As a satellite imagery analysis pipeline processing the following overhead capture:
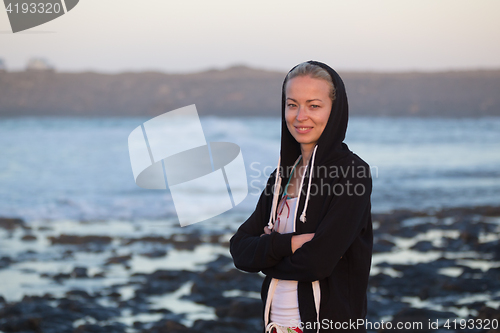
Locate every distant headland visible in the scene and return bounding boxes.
[0,64,499,117]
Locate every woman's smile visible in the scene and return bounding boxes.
[294,126,313,134]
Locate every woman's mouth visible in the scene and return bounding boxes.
[295,126,313,134]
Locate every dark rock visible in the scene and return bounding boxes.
[21,234,37,241]
[373,239,396,253]
[207,234,222,244]
[123,232,204,251]
[475,305,500,324]
[379,308,458,332]
[485,266,500,280]
[457,265,484,279]
[185,265,263,308]
[123,235,170,245]
[397,227,420,239]
[142,319,193,333]
[204,254,233,270]
[53,272,71,281]
[366,298,409,322]
[375,261,394,268]
[373,210,428,233]
[0,316,43,332]
[435,205,500,219]
[65,290,92,299]
[192,318,261,333]
[0,297,79,333]
[48,234,112,245]
[459,223,482,245]
[140,249,167,258]
[476,240,500,260]
[369,260,464,300]
[0,256,14,269]
[215,297,261,319]
[442,278,493,293]
[117,295,151,314]
[133,269,194,296]
[410,240,436,252]
[0,217,27,230]
[42,293,56,300]
[56,298,121,321]
[462,301,491,312]
[410,222,436,234]
[148,308,174,314]
[441,236,466,251]
[107,291,121,298]
[38,225,53,231]
[71,266,88,278]
[105,254,132,265]
[168,233,203,251]
[73,322,127,333]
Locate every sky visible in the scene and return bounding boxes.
[1,0,499,73]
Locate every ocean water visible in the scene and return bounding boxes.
[0,116,499,225]
[1,116,500,324]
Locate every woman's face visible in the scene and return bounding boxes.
[285,75,332,152]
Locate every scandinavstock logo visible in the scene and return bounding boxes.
[128,105,248,227]
[3,0,79,33]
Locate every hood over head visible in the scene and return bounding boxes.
[268,60,354,229]
[280,60,351,176]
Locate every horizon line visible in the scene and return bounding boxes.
[2,64,500,75]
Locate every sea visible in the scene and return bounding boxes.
[0,116,499,224]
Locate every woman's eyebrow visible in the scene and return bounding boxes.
[286,98,323,103]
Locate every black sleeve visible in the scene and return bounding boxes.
[261,175,372,282]
[230,169,294,273]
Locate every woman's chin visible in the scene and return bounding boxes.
[293,137,317,146]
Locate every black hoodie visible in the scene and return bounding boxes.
[230,61,373,333]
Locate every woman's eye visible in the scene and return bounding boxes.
[287,104,297,108]
[311,105,320,109]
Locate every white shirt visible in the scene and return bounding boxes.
[270,196,301,327]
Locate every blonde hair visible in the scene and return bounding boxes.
[284,62,336,102]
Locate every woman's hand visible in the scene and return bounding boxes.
[260,227,314,253]
[291,233,314,253]
[260,226,272,237]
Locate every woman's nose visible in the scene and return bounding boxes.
[296,106,308,121]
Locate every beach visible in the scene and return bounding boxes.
[1,204,500,332]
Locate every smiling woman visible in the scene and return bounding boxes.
[283,69,334,199]
[230,61,374,333]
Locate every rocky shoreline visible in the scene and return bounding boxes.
[1,205,500,332]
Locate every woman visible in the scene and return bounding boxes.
[230,61,373,333]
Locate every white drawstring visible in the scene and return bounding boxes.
[299,145,318,223]
[312,280,321,333]
[264,278,279,328]
[268,156,282,230]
